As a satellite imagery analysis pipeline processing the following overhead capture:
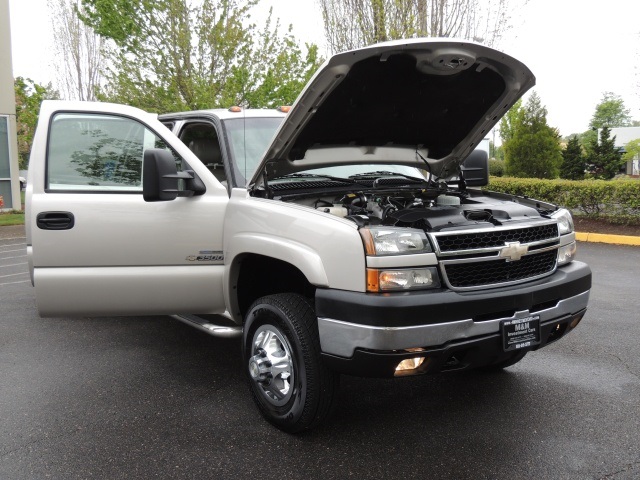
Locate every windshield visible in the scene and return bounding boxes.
[222,117,429,187]
[223,117,283,186]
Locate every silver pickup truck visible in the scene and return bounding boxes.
[26,39,591,433]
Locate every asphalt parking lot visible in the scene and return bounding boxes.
[1,231,639,480]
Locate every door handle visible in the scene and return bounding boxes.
[36,212,75,230]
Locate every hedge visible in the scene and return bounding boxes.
[486,177,640,224]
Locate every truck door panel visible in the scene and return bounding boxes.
[29,106,228,317]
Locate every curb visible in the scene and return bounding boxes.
[575,232,640,246]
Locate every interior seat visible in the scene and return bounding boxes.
[187,138,226,183]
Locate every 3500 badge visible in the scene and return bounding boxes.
[186,251,224,262]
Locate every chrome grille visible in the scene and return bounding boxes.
[444,250,558,288]
[433,223,559,253]
[431,222,561,290]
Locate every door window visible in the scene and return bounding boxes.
[47,113,180,192]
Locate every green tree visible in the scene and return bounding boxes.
[622,138,640,163]
[501,92,562,179]
[578,129,597,154]
[578,93,633,155]
[488,158,505,176]
[489,140,504,161]
[14,77,60,169]
[585,127,623,179]
[559,136,585,180]
[79,0,321,112]
[589,92,632,129]
[498,98,523,144]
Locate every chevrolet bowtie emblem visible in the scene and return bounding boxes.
[499,241,528,262]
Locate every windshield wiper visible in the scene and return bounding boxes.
[349,171,426,183]
[271,173,364,185]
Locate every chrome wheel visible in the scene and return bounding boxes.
[243,294,339,432]
[248,325,295,406]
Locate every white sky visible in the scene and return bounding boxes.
[7,0,640,137]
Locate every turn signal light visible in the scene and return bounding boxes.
[366,267,440,292]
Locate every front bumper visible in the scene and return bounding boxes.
[316,261,591,377]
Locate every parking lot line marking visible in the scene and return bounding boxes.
[0,263,28,268]
[0,248,27,254]
[0,255,27,260]
[0,280,30,286]
[0,272,30,279]
[0,243,27,247]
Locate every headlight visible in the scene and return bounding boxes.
[360,227,432,256]
[367,267,441,292]
[551,208,574,235]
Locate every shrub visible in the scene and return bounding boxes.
[486,177,640,221]
[489,159,505,177]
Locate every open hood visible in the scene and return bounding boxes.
[250,38,535,186]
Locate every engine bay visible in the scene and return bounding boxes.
[279,186,555,233]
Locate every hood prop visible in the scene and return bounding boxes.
[458,166,467,192]
[263,166,273,199]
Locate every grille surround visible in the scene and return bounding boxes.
[430,221,561,291]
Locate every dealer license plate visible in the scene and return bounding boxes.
[501,315,541,352]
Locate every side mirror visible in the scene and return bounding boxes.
[461,149,489,187]
[143,149,206,202]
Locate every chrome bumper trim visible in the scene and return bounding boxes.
[317,290,590,358]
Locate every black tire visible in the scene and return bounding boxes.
[480,351,528,372]
[242,293,339,433]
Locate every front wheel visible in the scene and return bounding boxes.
[242,293,339,433]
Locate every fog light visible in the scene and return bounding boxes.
[557,242,577,265]
[395,357,425,372]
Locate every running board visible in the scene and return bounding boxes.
[171,314,242,338]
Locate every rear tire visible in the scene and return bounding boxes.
[242,293,339,433]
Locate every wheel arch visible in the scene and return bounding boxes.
[227,252,318,322]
